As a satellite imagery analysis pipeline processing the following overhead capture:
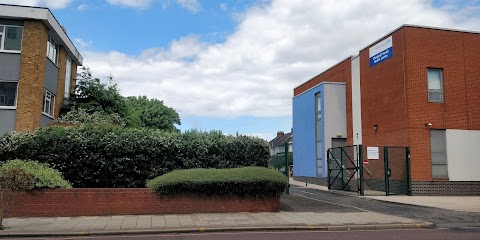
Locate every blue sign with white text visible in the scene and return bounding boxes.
[369,36,393,67]
[369,47,392,67]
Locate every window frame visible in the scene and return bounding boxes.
[47,35,59,65]
[64,56,72,98]
[0,81,19,109]
[42,89,55,118]
[427,68,444,103]
[430,129,448,179]
[0,25,23,53]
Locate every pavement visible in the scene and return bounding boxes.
[289,178,480,213]
[4,178,479,238]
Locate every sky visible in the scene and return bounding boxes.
[1,0,479,140]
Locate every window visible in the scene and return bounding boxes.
[42,89,55,118]
[64,56,72,98]
[0,82,18,107]
[47,35,59,64]
[430,129,448,178]
[427,68,444,102]
[0,25,23,52]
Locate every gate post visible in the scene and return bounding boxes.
[359,145,364,196]
[384,146,390,196]
[340,147,345,189]
[285,142,289,194]
[327,149,331,191]
[406,147,412,196]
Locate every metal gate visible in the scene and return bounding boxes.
[327,145,411,196]
[327,145,361,193]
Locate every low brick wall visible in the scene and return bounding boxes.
[0,188,280,217]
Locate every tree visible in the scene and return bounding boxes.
[125,96,181,131]
[62,67,127,118]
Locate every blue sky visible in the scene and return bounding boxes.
[1,0,479,140]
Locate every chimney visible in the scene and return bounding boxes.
[277,131,284,138]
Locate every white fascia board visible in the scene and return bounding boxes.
[46,11,83,65]
[0,4,83,65]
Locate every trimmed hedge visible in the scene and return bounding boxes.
[146,167,288,197]
[0,160,71,190]
[0,126,270,188]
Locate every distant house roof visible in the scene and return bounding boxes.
[269,131,292,148]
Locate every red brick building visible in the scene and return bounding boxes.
[293,25,480,195]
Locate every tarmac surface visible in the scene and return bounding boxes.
[2,178,479,238]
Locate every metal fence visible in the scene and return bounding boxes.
[327,145,411,196]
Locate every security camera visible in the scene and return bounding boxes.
[426,123,432,127]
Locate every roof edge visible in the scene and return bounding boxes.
[359,24,480,52]
[293,56,352,91]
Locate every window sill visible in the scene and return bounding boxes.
[0,50,21,54]
[0,106,16,110]
[42,112,55,120]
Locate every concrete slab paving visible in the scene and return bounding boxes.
[1,211,432,237]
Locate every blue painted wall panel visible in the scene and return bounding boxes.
[293,85,323,177]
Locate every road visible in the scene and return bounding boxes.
[285,185,480,228]
[13,228,480,240]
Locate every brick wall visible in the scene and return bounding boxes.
[359,26,480,182]
[1,189,280,217]
[54,47,67,118]
[403,27,480,181]
[15,20,48,131]
[359,28,409,149]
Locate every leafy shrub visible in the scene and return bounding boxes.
[0,160,71,190]
[0,127,270,188]
[146,167,288,197]
[55,108,126,126]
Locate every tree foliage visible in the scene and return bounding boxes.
[62,67,127,118]
[61,67,181,131]
[125,96,181,130]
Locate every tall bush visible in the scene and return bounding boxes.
[0,126,270,188]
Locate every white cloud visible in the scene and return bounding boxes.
[0,0,71,9]
[83,0,480,119]
[77,3,87,11]
[74,38,93,49]
[106,0,151,8]
[176,0,200,13]
[219,3,227,11]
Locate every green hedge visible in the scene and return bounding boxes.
[0,160,71,190]
[0,126,270,188]
[146,167,288,197]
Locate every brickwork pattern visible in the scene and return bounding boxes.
[15,20,48,131]
[359,29,409,150]
[403,28,480,181]
[1,188,280,217]
[54,47,67,118]
[412,181,480,196]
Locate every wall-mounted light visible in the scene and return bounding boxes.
[373,124,378,131]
